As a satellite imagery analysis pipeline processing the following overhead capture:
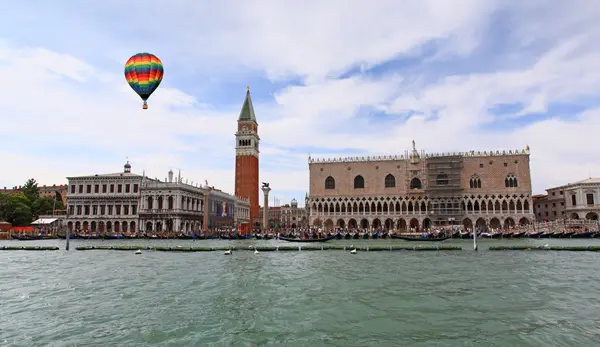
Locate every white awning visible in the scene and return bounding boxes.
[31,218,58,225]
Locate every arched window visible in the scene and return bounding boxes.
[384,174,396,188]
[436,173,448,185]
[354,175,364,189]
[410,177,422,189]
[470,175,482,189]
[505,174,518,188]
[324,176,335,190]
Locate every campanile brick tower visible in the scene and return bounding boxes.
[234,87,260,234]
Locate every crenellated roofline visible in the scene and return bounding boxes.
[309,147,531,164]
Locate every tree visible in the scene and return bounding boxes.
[32,196,64,216]
[0,193,33,226]
[21,178,39,203]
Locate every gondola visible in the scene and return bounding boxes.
[390,234,451,242]
[278,235,337,243]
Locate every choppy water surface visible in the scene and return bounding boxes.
[2,238,600,346]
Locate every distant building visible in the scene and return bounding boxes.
[532,190,566,222]
[280,199,308,229]
[65,162,250,233]
[0,184,67,204]
[257,199,308,229]
[534,178,600,221]
[258,206,281,229]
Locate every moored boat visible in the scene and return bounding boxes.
[390,234,451,242]
[278,235,337,243]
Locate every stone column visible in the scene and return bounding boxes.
[203,191,210,234]
[262,185,272,233]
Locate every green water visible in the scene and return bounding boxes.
[1,238,600,346]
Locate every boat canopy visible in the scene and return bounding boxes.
[31,218,58,225]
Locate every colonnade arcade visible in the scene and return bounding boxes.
[143,219,202,233]
[309,194,533,231]
[144,195,203,211]
[68,220,136,233]
[313,216,531,231]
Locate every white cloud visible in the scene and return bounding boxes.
[2,0,600,205]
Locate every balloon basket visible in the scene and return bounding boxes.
[142,104,148,110]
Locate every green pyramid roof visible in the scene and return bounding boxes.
[238,87,256,122]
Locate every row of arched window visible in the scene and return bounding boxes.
[238,139,252,147]
[326,175,420,190]
[325,174,519,190]
[505,174,518,188]
[326,175,397,190]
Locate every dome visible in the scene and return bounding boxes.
[124,161,131,173]
[291,198,298,207]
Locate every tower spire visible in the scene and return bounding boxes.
[238,86,256,122]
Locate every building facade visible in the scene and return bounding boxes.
[138,170,205,233]
[258,206,281,229]
[534,178,600,221]
[66,162,141,233]
[532,188,566,222]
[207,188,250,230]
[280,199,308,229]
[234,87,260,233]
[66,162,250,233]
[307,142,535,231]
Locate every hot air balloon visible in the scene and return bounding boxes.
[124,53,164,109]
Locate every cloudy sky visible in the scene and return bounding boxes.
[1,0,599,205]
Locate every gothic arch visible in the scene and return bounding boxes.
[354,175,365,189]
[360,219,369,229]
[470,175,482,189]
[348,219,358,229]
[489,218,500,229]
[475,218,486,229]
[409,218,419,229]
[463,218,473,230]
[385,174,396,188]
[325,176,335,190]
[505,174,518,188]
[372,218,382,229]
[410,177,422,189]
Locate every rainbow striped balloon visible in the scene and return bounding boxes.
[124,53,164,109]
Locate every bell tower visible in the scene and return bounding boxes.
[235,86,260,234]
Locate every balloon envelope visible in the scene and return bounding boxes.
[124,53,164,109]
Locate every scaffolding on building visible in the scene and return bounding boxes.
[426,155,465,222]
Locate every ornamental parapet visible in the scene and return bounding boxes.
[308,147,531,164]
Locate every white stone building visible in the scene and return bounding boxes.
[561,178,600,220]
[534,178,600,221]
[66,162,141,233]
[138,170,205,233]
[66,162,251,233]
